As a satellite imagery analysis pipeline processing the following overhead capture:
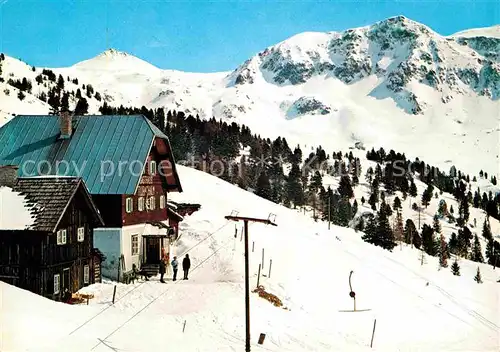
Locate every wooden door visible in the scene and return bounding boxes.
[145,237,160,264]
[62,268,71,293]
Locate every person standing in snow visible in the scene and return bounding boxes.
[159,257,166,283]
[171,256,178,281]
[182,254,191,280]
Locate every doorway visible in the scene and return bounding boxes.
[62,268,70,293]
[142,235,168,265]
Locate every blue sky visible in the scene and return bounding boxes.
[0,0,497,72]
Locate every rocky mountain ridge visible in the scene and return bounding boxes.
[229,16,500,114]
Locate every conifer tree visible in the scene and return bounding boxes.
[255,171,272,201]
[394,210,404,245]
[448,233,459,255]
[60,92,69,111]
[474,267,482,283]
[57,74,65,90]
[481,218,493,241]
[404,219,419,247]
[352,199,358,217]
[471,234,484,263]
[437,199,448,218]
[451,259,460,276]
[409,180,418,198]
[457,226,472,257]
[393,196,402,212]
[74,97,89,115]
[368,178,379,210]
[361,214,378,245]
[337,198,352,227]
[439,234,448,268]
[422,224,438,256]
[361,196,365,205]
[337,175,354,199]
[365,167,374,184]
[485,239,500,267]
[433,215,441,234]
[458,196,470,227]
[421,184,433,208]
[286,162,304,208]
[377,202,397,251]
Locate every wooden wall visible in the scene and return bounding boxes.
[122,148,169,226]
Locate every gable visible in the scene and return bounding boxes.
[0,115,182,195]
[9,177,103,232]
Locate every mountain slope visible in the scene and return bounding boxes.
[0,16,498,176]
[1,165,499,352]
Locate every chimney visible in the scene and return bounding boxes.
[59,109,73,139]
[0,165,19,188]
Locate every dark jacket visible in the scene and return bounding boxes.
[182,256,191,270]
[159,260,166,274]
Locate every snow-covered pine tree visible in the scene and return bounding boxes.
[474,267,482,283]
[451,259,460,276]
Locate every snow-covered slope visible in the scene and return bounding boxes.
[451,25,500,39]
[1,165,499,352]
[0,16,499,176]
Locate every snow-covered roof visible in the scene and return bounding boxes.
[0,186,36,230]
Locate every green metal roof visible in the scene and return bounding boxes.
[0,115,181,195]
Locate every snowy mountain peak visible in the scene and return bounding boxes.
[96,48,132,58]
[73,48,160,73]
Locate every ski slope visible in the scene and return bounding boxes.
[1,165,499,352]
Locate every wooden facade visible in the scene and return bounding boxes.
[0,178,104,301]
[122,141,174,227]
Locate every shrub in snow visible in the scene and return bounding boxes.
[451,259,460,276]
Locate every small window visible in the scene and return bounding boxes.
[83,265,89,284]
[131,234,139,256]
[77,227,84,242]
[54,274,60,294]
[138,197,144,212]
[159,195,165,209]
[150,160,157,175]
[126,197,133,213]
[57,229,67,245]
[147,196,155,210]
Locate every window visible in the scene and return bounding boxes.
[159,195,165,209]
[146,196,155,210]
[138,197,144,212]
[77,227,84,242]
[56,229,67,245]
[83,265,90,284]
[131,234,139,256]
[126,197,133,213]
[150,160,157,175]
[54,274,60,294]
